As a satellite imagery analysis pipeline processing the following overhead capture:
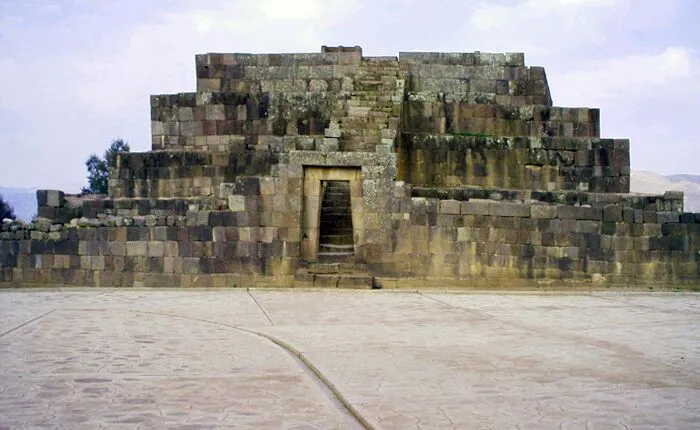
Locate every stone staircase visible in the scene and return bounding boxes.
[294,180,377,288]
[318,180,354,263]
[294,261,376,289]
[336,58,403,151]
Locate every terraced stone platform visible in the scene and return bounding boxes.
[1,289,698,429]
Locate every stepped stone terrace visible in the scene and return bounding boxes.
[1,45,699,289]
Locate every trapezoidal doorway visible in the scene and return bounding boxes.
[319,180,353,262]
[301,167,363,263]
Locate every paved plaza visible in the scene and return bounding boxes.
[0,288,698,429]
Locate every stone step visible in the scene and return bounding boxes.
[318,251,356,264]
[320,211,351,219]
[339,126,387,133]
[321,199,350,207]
[340,137,383,148]
[319,227,353,234]
[338,117,370,125]
[339,129,388,137]
[305,263,341,274]
[302,262,370,275]
[320,219,353,228]
[321,206,351,214]
[347,106,373,117]
[340,130,383,139]
[319,228,354,236]
[322,190,351,198]
[298,261,370,274]
[319,232,353,238]
[320,195,350,202]
[319,211,352,218]
[319,233,354,244]
[294,271,375,289]
[319,243,354,252]
[320,199,350,208]
[320,179,353,253]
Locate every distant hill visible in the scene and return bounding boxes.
[666,174,700,184]
[630,171,700,212]
[0,187,37,222]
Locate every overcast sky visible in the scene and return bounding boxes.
[1,0,698,192]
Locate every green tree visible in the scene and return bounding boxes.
[0,195,16,220]
[82,138,130,194]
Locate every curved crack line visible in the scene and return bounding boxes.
[129,310,373,430]
[0,309,56,338]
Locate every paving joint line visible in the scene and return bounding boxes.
[129,309,372,430]
[246,288,275,326]
[0,309,56,338]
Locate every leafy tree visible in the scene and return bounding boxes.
[0,195,16,220]
[82,138,130,194]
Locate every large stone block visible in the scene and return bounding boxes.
[182,257,201,274]
[603,205,623,222]
[558,206,602,220]
[439,200,461,215]
[228,195,246,212]
[531,205,557,219]
[489,202,530,218]
[461,200,490,216]
[126,241,148,257]
[148,241,165,257]
[44,190,65,208]
[657,212,680,224]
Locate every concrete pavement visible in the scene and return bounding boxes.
[1,289,698,429]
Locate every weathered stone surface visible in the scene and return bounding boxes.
[461,200,490,216]
[489,202,531,218]
[1,45,697,287]
[439,200,461,215]
[531,204,558,219]
[558,206,602,221]
[603,204,623,222]
[228,195,246,212]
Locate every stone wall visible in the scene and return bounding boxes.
[2,187,697,288]
[397,136,629,193]
[108,150,278,198]
[375,190,699,286]
[0,46,696,289]
[401,103,599,137]
[399,51,552,106]
[1,178,288,288]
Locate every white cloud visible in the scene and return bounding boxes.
[0,0,698,190]
[259,0,360,21]
[551,47,697,105]
[470,0,617,32]
[260,0,321,20]
[545,47,699,174]
[0,0,366,189]
[69,0,363,116]
[0,15,23,37]
[467,0,681,58]
[37,4,61,14]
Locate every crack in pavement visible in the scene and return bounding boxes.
[129,310,372,430]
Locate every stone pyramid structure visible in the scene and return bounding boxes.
[1,46,698,288]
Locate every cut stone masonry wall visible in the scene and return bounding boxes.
[0,46,696,289]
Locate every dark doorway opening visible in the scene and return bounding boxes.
[318,180,354,262]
